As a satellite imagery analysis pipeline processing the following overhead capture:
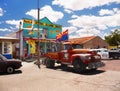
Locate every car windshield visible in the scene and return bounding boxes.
[94,49,108,52]
[72,44,82,49]
[103,49,108,52]
[64,44,71,50]
[0,54,7,60]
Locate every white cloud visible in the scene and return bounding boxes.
[71,15,79,18]
[99,9,114,16]
[64,9,73,14]
[25,9,37,19]
[63,26,77,34]
[0,8,3,16]
[99,8,120,16]
[52,0,120,11]
[0,28,12,32]
[26,5,64,22]
[68,12,120,29]
[113,8,120,14]
[62,26,101,38]
[6,20,19,25]
[5,20,21,29]
[68,27,101,38]
[67,8,120,38]
[111,28,120,32]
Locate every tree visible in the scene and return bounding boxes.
[105,29,120,47]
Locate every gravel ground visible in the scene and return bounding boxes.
[100,60,120,71]
[0,60,120,91]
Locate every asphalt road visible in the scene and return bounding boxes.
[0,60,120,91]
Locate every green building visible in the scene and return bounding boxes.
[16,17,62,59]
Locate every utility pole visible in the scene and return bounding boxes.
[19,21,22,60]
[37,0,40,68]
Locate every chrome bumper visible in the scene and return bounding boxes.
[88,62,105,69]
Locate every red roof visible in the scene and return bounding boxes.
[69,36,96,44]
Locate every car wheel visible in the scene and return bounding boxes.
[6,66,15,74]
[73,59,86,73]
[46,58,55,68]
[61,64,67,67]
[91,68,97,71]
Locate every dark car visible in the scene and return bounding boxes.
[109,48,120,59]
[0,54,22,74]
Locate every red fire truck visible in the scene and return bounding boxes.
[44,41,105,73]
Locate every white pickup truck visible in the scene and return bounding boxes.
[92,48,109,59]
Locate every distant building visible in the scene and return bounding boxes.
[0,36,19,59]
[69,36,109,49]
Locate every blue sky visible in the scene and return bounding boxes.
[0,0,120,39]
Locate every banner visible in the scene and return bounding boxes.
[22,17,62,39]
[23,18,62,28]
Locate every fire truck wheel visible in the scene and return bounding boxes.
[73,59,86,73]
[61,64,67,67]
[46,58,55,68]
[91,68,97,71]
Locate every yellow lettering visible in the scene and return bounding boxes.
[56,30,60,34]
[50,30,54,34]
[23,19,32,24]
[34,21,37,24]
[23,19,61,28]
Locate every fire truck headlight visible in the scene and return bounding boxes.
[94,55,101,59]
[88,56,91,60]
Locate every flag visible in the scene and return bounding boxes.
[56,29,68,42]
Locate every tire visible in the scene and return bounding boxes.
[115,56,119,59]
[6,66,15,74]
[73,59,86,73]
[46,58,55,68]
[113,56,118,59]
[61,64,67,67]
[91,68,97,71]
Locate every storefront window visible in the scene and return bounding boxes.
[4,42,11,54]
[43,28,48,38]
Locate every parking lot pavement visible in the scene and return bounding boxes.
[0,60,120,91]
[100,59,120,71]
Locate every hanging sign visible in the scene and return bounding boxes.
[23,18,62,28]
